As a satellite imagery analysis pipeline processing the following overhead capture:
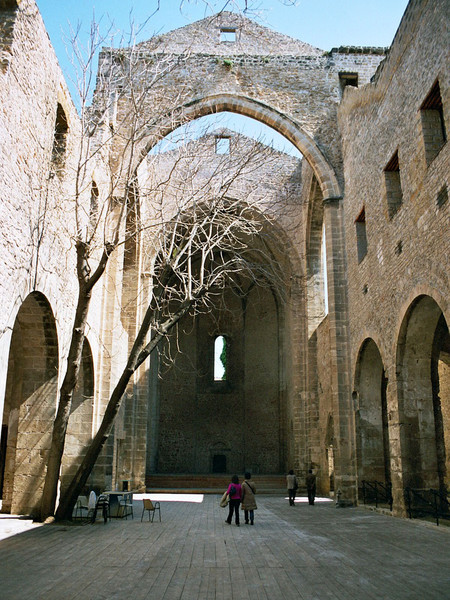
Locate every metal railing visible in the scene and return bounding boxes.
[361,480,393,511]
[405,487,450,526]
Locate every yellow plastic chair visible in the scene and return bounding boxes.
[141,498,161,522]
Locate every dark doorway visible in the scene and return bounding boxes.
[212,454,226,473]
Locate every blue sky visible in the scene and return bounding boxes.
[35,0,409,153]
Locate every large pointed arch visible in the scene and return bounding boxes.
[136,93,341,200]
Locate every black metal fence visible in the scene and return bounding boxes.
[405,487,450,526]
[361,480,393,511]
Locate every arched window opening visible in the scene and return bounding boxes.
[322,225,328,316]
[52,103,68,165]
[214,335,227,381]
[89,180,99,226]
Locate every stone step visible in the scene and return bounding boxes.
[145,473,303,494]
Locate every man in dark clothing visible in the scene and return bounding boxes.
[305,469,316,505]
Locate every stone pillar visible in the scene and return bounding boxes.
[323,196,356,506]
[385,376,408,517]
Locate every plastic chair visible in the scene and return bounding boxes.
[74,495,89,520]
[92,493,110,524]
[118,493,134,519]
[141,498,161,522]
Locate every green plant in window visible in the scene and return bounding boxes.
[219,337,227,380]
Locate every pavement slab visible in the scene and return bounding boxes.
[0,494,449,600]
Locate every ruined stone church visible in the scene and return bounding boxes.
[0,0,448,519]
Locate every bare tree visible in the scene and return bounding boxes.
[40,0,302,519]
[40,17,197,520]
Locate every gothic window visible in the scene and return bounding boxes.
[322,225,328,315]
[420,79,447,165]
[355,207,367,263]
[384,150,402,219]
[89,180,99,227]
[214,335,227,381]
[51,103,69,166]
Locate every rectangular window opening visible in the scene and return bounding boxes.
[355,207,367,263]
[220,27,236,43]
[384,150,403,219]
[420,79,447,165]
[339,72,358,93]
[215,135,230,155]
[437,185,448,208]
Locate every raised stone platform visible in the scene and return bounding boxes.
[146,473,292,494]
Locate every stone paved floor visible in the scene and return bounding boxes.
[0,494,449,600]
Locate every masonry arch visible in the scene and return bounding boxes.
[396,295,449,491]
[354,338,390,499]
[137,93,341,200]
[0,292,58,517]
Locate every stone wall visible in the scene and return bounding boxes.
[339,0,449,511]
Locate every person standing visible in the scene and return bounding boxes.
[225,474,242,526]
[286,469,298,506]
[306,469,317,505]
[241,472,257,525]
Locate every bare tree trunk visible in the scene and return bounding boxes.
[55,297,192,520]
[41,243,112,521]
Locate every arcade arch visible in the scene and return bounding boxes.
[396,295,449,491]
[354,338,390,498]
[136,93,341,201]
[121,91,351,496]
[0,292,58,517]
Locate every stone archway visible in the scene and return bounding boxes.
[0,292,58,517]
[396,295,449,491]
[138,93,341,201]
[354,339,390,499]
[128,92,353,499]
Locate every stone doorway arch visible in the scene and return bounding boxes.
[0,292,58,517]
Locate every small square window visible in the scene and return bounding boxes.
[339,72,358,93]
[215,136,230,155]
[220,27,236,43]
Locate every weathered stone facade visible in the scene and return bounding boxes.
[0,0,447,519]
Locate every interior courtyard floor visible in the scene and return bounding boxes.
[0,493,449,599]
